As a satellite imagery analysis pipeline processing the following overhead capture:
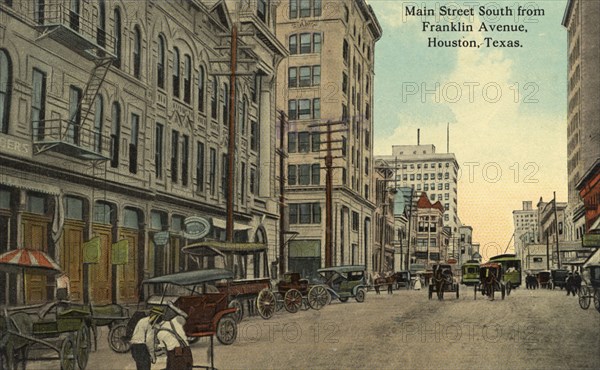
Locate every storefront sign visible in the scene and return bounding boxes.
[83,237,101,264]
[184,216,211,240]
[583,234,600,248]
[0,134,31,158]
[153,231,170,246]
[111,239,129,265]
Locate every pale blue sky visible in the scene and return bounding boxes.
[369,0,569,257]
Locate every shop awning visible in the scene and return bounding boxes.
[0,173,61,195]
[211,218,252,231]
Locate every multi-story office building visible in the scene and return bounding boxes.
[0,0,285,305]
[376,144,460,234]
[513,201,539,259]
[275,0,382,277]
[412,193,448,266]
[562,0,600,240]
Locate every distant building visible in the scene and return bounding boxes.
[375,144,460,234]
[562,0,600,240]
[412,193,448,267]
[513,201,539,259]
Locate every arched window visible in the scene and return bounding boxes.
[97,0,106,46]
[110,102,120,168]
[211,78,218,119]
[0,50,11,134]
[133,26,141,79]
[183,55,191,104]
[172,47,180,98]
[113,8,121,68]
[94,95,103,153]
[157,34,166,89]
[222,83,228,126]
[198,66,205,112]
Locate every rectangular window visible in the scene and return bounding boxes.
[311,132,320,152]
[288,132,297,153]
[208,148,217,195]
[313,98,320,119]
[221,153,228,196]
[288,165,297,185]
[68,86,82,144]
[313,33,322,53]
[288,67,297,87]
[250,121,258,151]
[352,211,359,231]
[196,141,204,192]
[257,0,267,22]
[129,113,139,174]
[299,203,311,224]
[27,194,46,214]
[312,65,320,85]
[300,33,311,54]
[342,73,348,95]
[314,0,322,16]
[299,66,311,87]
[290,0,298,18]
[240,162,246,201]
[155,123,163,178]
[32,69,47,140]
[65,196,83,220]
[298,132,310,152]
[298,164,310,185]
[171,130,179,183]
[288,100,297,120]
[311,163,320,184]
[250,167,257,195]
[289,35,297,55]
[289,204,298,224]
[298,99,311,119]
[182,135,189,186]
[300,0,310,17]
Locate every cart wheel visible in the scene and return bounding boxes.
[579,286,591,310]
[307,285,329,310]
[274,292,284,312]
[456,284,460,299]
[60,335,77,370]
[108,323,131,353]
[300,297,310,311]
[228,299,244,323]
[338,297,349,303]
[256,289,276,319]
[355,288,366,303]
[76,324,91,370]
[594,290,600,313]
[506,282,512,296]
[284,289,303,313]
[216,315,237,345]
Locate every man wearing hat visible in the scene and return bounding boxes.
[130,306,163,370]
[156,301,193,369]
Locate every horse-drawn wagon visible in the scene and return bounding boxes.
[428,264,459,300]
[474,263,510,300]
[578,264,600,313]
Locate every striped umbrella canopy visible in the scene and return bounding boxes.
[0,248,62,275]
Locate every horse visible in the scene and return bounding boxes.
[433,267,452,300]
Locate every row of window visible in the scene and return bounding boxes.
[155,126,259,197]
[288,164,320,186]
[288,99,320,121]
[288,66,320,88]
[289,0,321,19]
[289,203,321,224]
[289,33,322,55]
[288,131,320,153]
[400,172,452,181]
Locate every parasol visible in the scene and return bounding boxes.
[0,248,62,304]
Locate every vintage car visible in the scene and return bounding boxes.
[276,272,310,313]
[536,271,552,289]
[393,270,412,290]
[428,264,459,300]
[307,265,367,309]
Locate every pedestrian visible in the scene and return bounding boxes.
[386,272,394,295]
[55,271,71,301]
[156,301,193,370]
[373,272,381,295]
[565,272,573,296]
[413,274,422,291]
[130,306,163,370]
[572,271,582,295]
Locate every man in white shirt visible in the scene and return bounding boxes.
[130,306,162,370]
[156,301,192,370]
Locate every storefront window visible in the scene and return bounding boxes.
[123,208,140,229]
[0,189,10,209]
[151,210,166,230]
[93,202,112,224]
[172,215,184,233]
[26,194,46,214]
[65,196,83,220]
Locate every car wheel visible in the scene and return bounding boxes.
[355,289,366,303]
[216,316,237,345]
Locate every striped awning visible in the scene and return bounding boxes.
[0,249,62,274]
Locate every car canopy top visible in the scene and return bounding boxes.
[143,268,234,286]
[182,241,268,256]
[317,265,366,274]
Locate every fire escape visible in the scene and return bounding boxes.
[31,2,115,161]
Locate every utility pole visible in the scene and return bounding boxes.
[278,111,287,276]
[309,120,347,268]
[546,231,550,270]
[406,185,414,271]
[225,25,238,243]
[553,191,561,268]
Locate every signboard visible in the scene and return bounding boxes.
[153,231,170,246]
[111,239,129,265]
[582,234,600,248]
[184,216,211,240]
[83,237,100,264]
[447,258,458,264]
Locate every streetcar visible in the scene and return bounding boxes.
[461,260,480,286]
[488,254,522,290]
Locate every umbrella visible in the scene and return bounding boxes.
[0,248,62,304]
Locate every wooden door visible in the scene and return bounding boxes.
[90,224,112,304]
[21,215,49,304]
[117,228,138,303]
[60,220,84,302]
